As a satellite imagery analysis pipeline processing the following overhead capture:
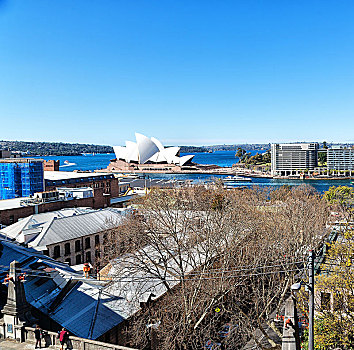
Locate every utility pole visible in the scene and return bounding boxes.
[308,250,315,350]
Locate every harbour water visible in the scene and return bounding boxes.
[34,151,353,193]
[35,150,253,171]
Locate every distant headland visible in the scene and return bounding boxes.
[0,139,273,157]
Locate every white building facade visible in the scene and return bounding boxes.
[327,147,354,171]
[271,143,319,176]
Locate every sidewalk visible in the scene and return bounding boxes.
[0,340,50,350]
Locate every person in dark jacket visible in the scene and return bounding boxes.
[34,325,42,349]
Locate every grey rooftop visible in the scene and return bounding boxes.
[1,208,126,248]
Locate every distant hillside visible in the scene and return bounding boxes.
[6,140,346,157]
[180,144,272,153]
[207,144,271,151]
[179,146,207,153]
[0,140,268,157]
[0,140,114,156]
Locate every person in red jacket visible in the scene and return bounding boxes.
[59,328,69,350]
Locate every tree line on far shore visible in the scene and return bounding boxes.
[0,140,114,156]
[0,140,272,157]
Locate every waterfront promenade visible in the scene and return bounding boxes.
[100,165,354,181]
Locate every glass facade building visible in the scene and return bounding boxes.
[0,159,44,200]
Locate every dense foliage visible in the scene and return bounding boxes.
[209,143,271,151]
[179,146,208,153]
[313,227,354,349]
[236,147,271,165]
[0,140,114,156]
[0,140,266,156]
[318,151,327,165]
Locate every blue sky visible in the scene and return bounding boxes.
[0,0,353,146]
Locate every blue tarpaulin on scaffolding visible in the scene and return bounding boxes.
[0,161,44,200]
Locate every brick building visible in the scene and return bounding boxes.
[0,171,131,227]
[0,186,114,227]
[44,171,122,198]
[44,159,60,171]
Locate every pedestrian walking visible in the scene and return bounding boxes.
[59,328,69,350]
[34,325,42,349]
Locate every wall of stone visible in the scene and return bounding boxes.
[47,232,103,268]
[0,325,137,350]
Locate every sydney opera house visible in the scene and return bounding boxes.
[108,133,195,172]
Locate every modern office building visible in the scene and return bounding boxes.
[327,146,354,171]
[271,143,319,176]
[0,158,44,200]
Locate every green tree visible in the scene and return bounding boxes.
[324,186,354,207]
[314,227,354,349]
[324,186,354,221]
[235,147,246,159]
[262,150,271,164]
[318,151,327,165]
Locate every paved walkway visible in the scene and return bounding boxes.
[0,340,51,350]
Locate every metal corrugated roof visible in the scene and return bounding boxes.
[0,208,125,248]
[0,208,95,243]
[33,209,124,246]
[0,232,208,341]
[52,283,125,339]
[0,239,129,340]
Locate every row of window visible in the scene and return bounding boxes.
[52,235,100,258]
[65,251,92,265]
[93,182,111,189]
[46,175,114,186]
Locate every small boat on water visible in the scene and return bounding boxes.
[64,160,70,165]
[223,175,252,182]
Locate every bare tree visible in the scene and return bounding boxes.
[101,185,330,349]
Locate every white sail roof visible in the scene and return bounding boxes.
[113,133,194,166]
[135,133,159,164]
[125,141,139,162]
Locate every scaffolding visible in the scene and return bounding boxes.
[0,159,44,200]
